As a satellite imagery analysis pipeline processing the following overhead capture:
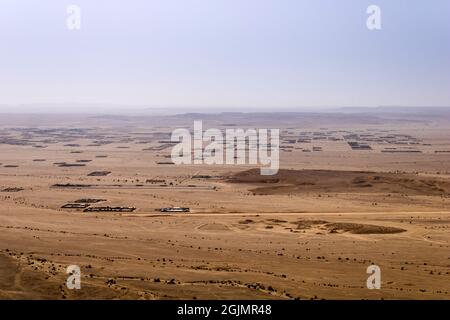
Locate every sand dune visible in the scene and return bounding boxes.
[227,169,450,196]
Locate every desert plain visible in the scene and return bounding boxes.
[0,109,449,299]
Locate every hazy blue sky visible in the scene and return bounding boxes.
[0,0,449,110]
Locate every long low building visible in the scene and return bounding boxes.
[159,207,190,213]
[84,206,136,212]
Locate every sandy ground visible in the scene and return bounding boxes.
[0,112,449,299]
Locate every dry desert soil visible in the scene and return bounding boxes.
[0,111,449,300]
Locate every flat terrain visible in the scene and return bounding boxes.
[0,111,449,299]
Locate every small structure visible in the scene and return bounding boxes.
[348,142,372,150]
[2,187,24,192]
[84,206,136,213]
[58,163,86,167]
[156,161,175,165]
[146,179,166,183]
[52,183,92,188]
[74,198,106,203]
[61,203,90,209]
[159,207,190,213]
[87,171,111,176]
